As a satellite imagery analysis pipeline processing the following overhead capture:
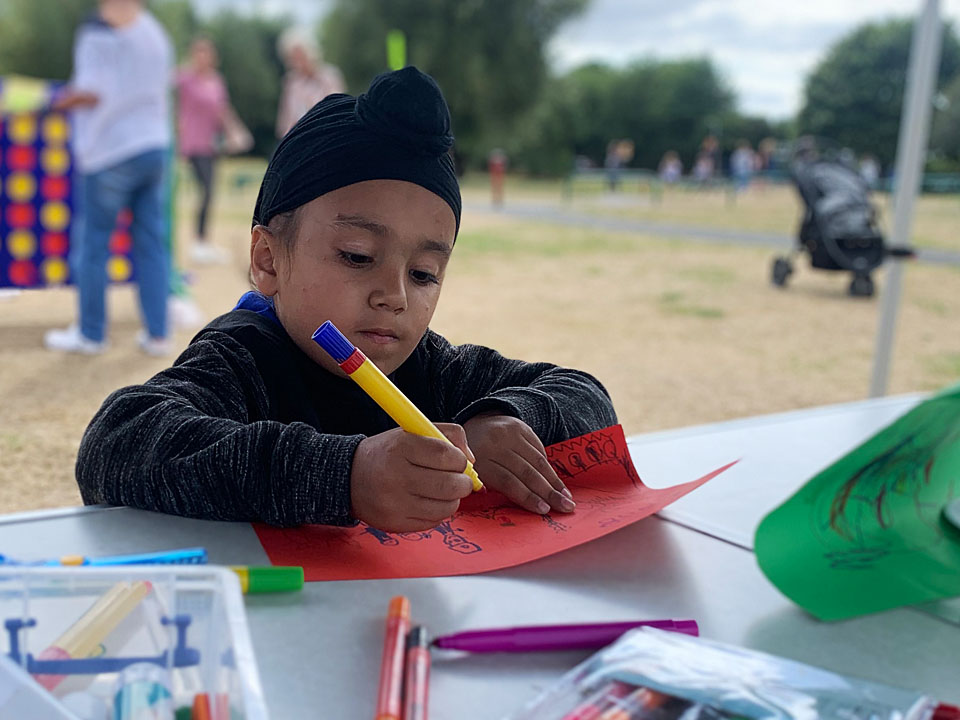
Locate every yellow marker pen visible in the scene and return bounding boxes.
[312,321,483,492]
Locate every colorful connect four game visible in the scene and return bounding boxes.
[0,79,136,289]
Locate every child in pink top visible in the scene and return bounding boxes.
[176,37,230,264]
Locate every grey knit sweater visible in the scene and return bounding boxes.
[76,295,617,527]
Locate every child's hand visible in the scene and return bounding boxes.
[350,425,475,532]
[462,414,576,515]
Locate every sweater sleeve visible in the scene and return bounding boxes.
[75,332,361,527]
[427,335,618,446]
[72,24,111,95]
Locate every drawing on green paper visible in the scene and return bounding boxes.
[816,418,960,571]
[756,383,960,621]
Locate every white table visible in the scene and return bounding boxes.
[2,395,957,717]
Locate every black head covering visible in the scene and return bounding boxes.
[253,66,461,235]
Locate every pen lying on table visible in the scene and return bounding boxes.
[432,619,699,653]
[1,548,303,593]
[0,547,210,566]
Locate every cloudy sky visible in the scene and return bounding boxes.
[194,0,960,119]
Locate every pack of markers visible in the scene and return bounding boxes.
[0,566,268,720]
[506,627,958,720]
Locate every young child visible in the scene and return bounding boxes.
[76,67,617,532]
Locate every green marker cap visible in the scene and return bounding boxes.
[248,566,304,593]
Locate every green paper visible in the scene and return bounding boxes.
[756,383,960,620]
[386,29,407,71]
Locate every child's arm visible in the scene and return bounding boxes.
[431,337,618,445]
[427,335,618,515]
[75,332,360,527]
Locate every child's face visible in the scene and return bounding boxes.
[252,180,456,377]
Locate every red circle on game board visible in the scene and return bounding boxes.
[8,260,37,287]
[41,232,69,256]
[6,146,36,171]
[41,175,70,201]
[109,230,132,254]
[5,203,36,228]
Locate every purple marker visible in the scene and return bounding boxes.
[431,619,698,653]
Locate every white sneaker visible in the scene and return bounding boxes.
[190,243,229,265]
[168,295,205,330]
[44,325,107,355]
[136,330,172,357]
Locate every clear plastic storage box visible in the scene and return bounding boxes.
[0,565,268,719]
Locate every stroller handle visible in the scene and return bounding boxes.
[886,246,915,259]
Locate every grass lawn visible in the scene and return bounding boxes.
[1,160,957,513]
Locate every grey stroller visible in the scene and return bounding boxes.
[771,156,913,297]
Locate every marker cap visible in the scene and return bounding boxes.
[934,703,960,720]
[230,566,304,593]
[406,626,429,649]
[388,596,410,621]
[312,321,355,363]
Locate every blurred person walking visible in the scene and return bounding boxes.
[658,150,683,184]
[859,154,880,189]
[45,0,174,356]
[604,139,634,192]
[693,135,719,187]
[730,140,755,192]
[176,36,243,265]
[275,28,345,139]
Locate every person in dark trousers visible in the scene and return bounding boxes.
[176,36,234,265]
[76,68,617,531]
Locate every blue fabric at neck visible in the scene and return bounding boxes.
[234,291,281,327]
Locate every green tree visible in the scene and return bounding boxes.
[0,0,96,79]
[203,11,288,157]
[797,18,960,167]
[930,76,960,169]
[151,0,201,60]
[321,0,589,169]
[509,58,738,175]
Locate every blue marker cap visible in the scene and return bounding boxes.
[312,321,355,363]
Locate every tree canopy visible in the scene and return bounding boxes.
[15,3,960,175]
[931,75,960,169]
[508,58,744,175]
[0,0,96,81]
[321,0,589,168]
[797,18,960,168]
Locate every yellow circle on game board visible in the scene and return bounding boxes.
[6,229,37,260]
[40,146,70,176]
[41,256,70,285]
[5,172,37,203]
[42,115,69,145]
[7,115,37,145]
[107,255,132,282]
[40,201,70,232]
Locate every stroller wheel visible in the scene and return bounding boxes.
[771,257,793,287]
[849,273,875,297]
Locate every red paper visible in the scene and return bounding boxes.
[254,425,734,581]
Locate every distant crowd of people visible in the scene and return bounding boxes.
[651,135,882,191]
[43,0,344,356]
